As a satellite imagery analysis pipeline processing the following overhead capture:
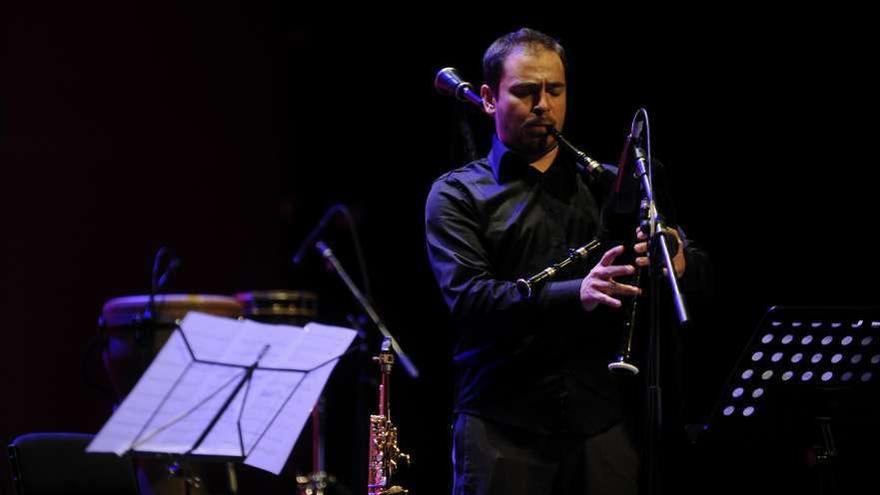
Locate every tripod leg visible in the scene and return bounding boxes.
[226,462,239,495]
[811,417,838,495]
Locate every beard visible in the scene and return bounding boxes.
[510,130,556,160]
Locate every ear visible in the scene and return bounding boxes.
[480,84,496,115]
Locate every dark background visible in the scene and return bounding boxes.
[2,4,878,494]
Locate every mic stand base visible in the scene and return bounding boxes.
[607,360,639,376]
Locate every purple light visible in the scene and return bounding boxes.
[821,372,833,382]
[821,336,833,346]
[782,334,794,345]
[723,406,736,416]
[761,334,774,344]
[791,353,803,364]
[801,335,814,345]
[842,336,853,346]
[801,371,814,382]
[743,406,755,417]
[771,352,784,363]
[842,371,854,382]
[811,353,823,364]
[831,353,844,364]
[741,369,754,380]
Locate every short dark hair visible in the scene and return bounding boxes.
[482,28,567,94]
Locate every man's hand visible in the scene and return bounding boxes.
[634,227,686,278]
[580,245,641,311]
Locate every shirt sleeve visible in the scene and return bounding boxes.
[677,226,714,298]
[425,177,582,322]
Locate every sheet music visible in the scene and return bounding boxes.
[87,329,194,456]
[88,312,356,475]
[243,322,355,473]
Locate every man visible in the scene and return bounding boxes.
[425,28,704,494]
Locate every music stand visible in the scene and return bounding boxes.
[703,306,880,493]
[87,312,357,492]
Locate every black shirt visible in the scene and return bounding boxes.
[425,136,631,435]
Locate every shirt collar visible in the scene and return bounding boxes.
[488,135,536,183]
[489,134,576,183]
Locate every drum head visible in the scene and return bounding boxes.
[102,294,243,327]
[235,290,318,323]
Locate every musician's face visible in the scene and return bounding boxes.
[481,46,566,158]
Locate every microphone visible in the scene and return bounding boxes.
[146,246,180,323]
[611,118,643,197]
[630,119,645,143]
[150,247,180,292]
[434,67,483,107]
[292,205,346,266]
[157,257,181,289]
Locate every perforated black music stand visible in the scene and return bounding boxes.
[704,306,880,494]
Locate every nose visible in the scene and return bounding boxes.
[533,89,551,116]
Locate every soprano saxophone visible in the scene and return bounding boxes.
[367,338,410,495]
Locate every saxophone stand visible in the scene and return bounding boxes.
[628,110,690,495]
[308,240,418,494]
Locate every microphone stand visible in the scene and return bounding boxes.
[629,109,688,495]
[139,247,180,394]
[312,241,419,379]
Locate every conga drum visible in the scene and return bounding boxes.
[101,294,244,401]
[234,290,318,326]
[100,294,244,495]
